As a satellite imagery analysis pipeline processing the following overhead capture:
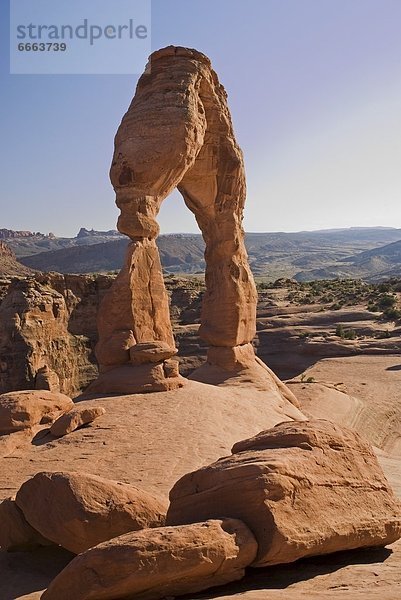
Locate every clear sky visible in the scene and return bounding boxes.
[1,0,401,237]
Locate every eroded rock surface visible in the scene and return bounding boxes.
[16,471,167,554]
[167,419,401,566]
[41,519,257,600]
[90,45,296,396]
[0,274,114,396]
[0,241,34,278]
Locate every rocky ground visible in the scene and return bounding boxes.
[0,275,400,599]
[1,274,400,394]
[0,353,400,599]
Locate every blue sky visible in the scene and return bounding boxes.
[1,0,401,236]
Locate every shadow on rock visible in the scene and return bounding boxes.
[185,546,393,598]
[31,429,53,446]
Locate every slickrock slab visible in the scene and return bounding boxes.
[41,519,257,600]
[0,390,73,434]
[50,406,106,437]
[0,498,53,552]
[167,419,401,566]
[16,471,167,554]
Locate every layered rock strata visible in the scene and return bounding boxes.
[91,45,289,394]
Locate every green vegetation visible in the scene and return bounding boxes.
[335,324,357,340]
[300,374,315,383]
[257,277,401,321]
[278,279,373,307]
[367,290,401,320]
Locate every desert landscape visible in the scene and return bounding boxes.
[0,43,401,600]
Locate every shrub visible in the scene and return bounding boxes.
[336,324,357,339]
[300,374,315,383]
[382,307,401,320]
[377,294,397,310]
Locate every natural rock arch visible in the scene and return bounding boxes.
[88,46,297,404]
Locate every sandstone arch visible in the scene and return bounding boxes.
[88,46,296,404]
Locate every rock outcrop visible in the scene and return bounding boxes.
[0,241,34,277]
[0,390,73,434]
[50,406,106,437]
[15,471,167,554]
[167,419,401,566]
[89,45,295,396]
[0,273,114,396]
[41,519,257,600]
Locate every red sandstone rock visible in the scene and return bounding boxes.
[16,471,167,554]
[167,419,401,566]
[50,406,106,437]
[91,45,265,393]
[41,519,257,600]
[0,390,73,434]
[129,341,177,365]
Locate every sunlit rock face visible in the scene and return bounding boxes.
[92,45,290,395]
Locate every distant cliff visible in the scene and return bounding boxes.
[0,241,34,277]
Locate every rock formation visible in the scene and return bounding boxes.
[0,241,34,277]
[0,273,114,396]
[0,390,73,434]
[49,405,106,437]
[15,471,167,554]
[90,45,292,395]
[167,419,401,566]
[41,519,257,600]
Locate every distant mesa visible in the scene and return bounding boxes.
[76,227,123,239]
[0,228,50,240]
[8,226,401,281]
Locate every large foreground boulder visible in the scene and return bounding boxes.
[42,519,257,600]
[0,390,73,434]
[16,471,167,554]
[0,498,53,552]
[167,419,401,566]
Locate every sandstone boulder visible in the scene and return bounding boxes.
[50,406,106,437]
[129,341,177,365]
[0,390,73,434]
[16,471,167,554]
[41,519,257,600]
[0,497,53,552]
[167,419,401,566]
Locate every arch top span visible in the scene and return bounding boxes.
[87,46,297,403]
